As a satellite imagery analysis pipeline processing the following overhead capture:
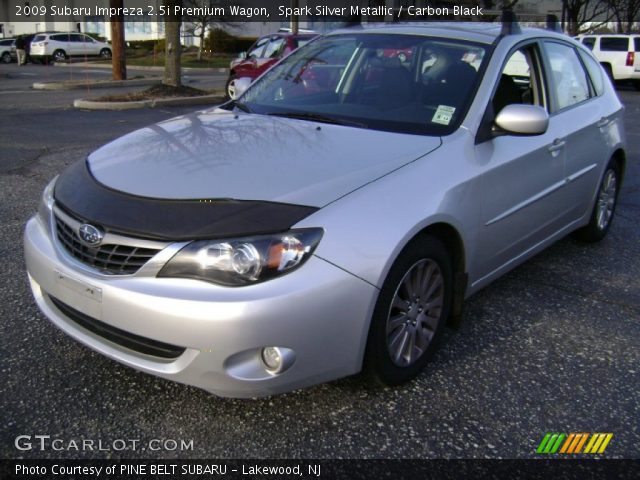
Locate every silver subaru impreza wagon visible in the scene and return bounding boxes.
[24,21,626,397]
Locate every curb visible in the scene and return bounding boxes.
[73,92,225,110]
[53,62,229,74]
[33,78,163,90]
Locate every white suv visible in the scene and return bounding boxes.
[0,39,16,63]
[576,34,640,88]
[30,33,111,63]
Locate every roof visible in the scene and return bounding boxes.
[327,22,569,45]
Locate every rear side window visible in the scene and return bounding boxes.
[581,37,595,50]
[33,35,46,42]
[51,34,69,42]
[635,38,640,52]
[0,39,11,46]
[578,50,605,96]
[263,37,285,59]
[600,37,629,51]
[248,37,269,59]
[543,41,590,111]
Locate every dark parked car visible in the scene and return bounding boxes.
[226,32,316,99]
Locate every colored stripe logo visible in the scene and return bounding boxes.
[536,433,613,454]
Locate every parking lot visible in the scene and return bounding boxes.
[0,62,638,459]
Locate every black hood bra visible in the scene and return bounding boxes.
[53,160,318,241]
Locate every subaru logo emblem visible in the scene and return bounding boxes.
[78,224,104,247]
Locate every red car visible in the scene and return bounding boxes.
[226,32,316,99]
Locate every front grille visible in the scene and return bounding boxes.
[55,215,161,275]
[49,295,186,359]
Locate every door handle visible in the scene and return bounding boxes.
[547,138,566,154]
[596,117,609,128]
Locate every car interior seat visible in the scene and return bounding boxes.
[492,74,523,114]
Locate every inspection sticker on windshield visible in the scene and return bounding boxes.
[432,105,456,125]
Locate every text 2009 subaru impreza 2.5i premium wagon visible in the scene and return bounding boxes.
[25,21,626,398]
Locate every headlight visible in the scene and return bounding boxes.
[157,228,323,286]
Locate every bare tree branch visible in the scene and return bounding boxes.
[182,0,242,60]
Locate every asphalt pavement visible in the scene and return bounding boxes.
[0,64,638,459]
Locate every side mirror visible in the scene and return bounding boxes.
[494,104,549,136]
[233,77,252,99]
[238,51,247,60]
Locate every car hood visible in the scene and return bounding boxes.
[88,108,442,207]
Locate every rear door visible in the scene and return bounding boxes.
[540,41,610,222]
[50,34,70,56]
[544,41,614,222]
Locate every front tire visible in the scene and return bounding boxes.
[364,236,452,386]
[100,48,112,60]
[1,52,11,64]
[52,49,67,62]
[225,75,238,100]
[573,160,621,243]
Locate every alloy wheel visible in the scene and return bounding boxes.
[596,169,617,231]
[386,259,444,367]
[227,78,237,100]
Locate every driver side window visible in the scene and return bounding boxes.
[492,45,546,115]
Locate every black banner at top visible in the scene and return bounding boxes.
[1,0,566,23]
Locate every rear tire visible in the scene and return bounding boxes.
[572,159,621,243]
[52,49,67,62]
[1,52,11,64]
[602,63,614,83]
[363,236,452,386]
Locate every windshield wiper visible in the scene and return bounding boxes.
[266,112,367,128]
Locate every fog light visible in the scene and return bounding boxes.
[261,347,282,372]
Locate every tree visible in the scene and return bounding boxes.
[606,0,640,33]
[563,0,612,36]
[110,0,126,80]
[164,0,182,88]
[182,0,240,61]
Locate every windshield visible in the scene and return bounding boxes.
[239,33,488,135]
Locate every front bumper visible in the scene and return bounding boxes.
[24,214,378,397]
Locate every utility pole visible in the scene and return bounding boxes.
[110,0,126,80]
[290,0,299,34]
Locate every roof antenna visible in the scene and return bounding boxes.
[501,9,521,35]
[546,14,562,33]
